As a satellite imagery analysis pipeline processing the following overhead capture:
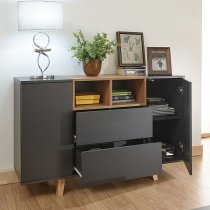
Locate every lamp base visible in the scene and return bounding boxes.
[30,75,54,80]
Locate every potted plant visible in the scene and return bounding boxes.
[70,30,116,76]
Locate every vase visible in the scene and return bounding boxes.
[83,59,102,76]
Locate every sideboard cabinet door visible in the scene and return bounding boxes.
[181,79,192,175]
[147,77,192,175]
[19,81,74,183]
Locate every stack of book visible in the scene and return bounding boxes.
[147,97,175,116]
[117,66,146,76]
[76,92,100,105]
[112,89,135,103]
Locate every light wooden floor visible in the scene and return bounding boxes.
[1,140,210,210]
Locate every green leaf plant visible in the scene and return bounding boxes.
[70,30,116,64]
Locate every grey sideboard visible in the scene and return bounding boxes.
[14,75,192,195]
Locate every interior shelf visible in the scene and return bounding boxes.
[153,115,181,121]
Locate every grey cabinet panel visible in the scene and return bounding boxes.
[22,148,74,182]
[76,107,153,145]
[20,82,74,182]
[14,79,21,180]
[75,142,162,185]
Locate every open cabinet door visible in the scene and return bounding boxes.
[182,79,192,175]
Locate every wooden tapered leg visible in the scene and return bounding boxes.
[153,175,158,181]
[56,179,65,196]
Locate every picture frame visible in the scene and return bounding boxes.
[116,31,146,67]
[147,47,172,76]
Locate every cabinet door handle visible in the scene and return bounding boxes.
[74,167,82,178]
[73,135,77,143]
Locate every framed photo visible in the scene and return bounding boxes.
[116,31,145,67]
[147,47,172,76]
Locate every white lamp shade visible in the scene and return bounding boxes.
[18,1,63,31]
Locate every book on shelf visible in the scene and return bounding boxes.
[147,97,166,101]
[76,99,100,105]
[149,104,169,109]
[112,95,134,101]
[112,89,132,96]
[76,91,100,100]
[112,89,135,103]
[147,97,167,105]
[112,99,135,103]
[117,66,146,70]
[147,97,176,116]
[117,68,146,76]
[152,109,175,114]
[154,113,175,116]
[112,93,133,97]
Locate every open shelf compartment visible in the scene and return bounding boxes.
[72,75,147,111]
[112,78,146,108]
[153,120,184,164]
[73,80,111,110]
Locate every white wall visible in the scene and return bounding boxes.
[202,0,210,134]
[0,0,202,171]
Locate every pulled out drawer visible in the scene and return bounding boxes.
[75,140,162,185]
[75,107,152,146]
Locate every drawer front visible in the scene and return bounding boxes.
[75,142,162,185]
[76,107,152,145]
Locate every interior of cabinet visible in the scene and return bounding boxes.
[147,78,184,163]
[153,120,183,163]
[147,78,183,119]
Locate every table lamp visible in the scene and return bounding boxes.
[18,1,63,79]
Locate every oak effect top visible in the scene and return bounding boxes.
[70,75,146,81]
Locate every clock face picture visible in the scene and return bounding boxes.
[116,32,146,67]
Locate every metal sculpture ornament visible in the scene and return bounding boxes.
[33,32,51,77]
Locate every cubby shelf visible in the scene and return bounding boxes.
[153,115,181,121]
[72,75,147,111]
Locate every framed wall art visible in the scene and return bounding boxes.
[116,31,146,67]
[147,47,172,76]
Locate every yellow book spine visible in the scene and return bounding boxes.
[76,95,100,100]
[76,99,100,105]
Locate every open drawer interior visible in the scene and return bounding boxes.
[75,139,162,185]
